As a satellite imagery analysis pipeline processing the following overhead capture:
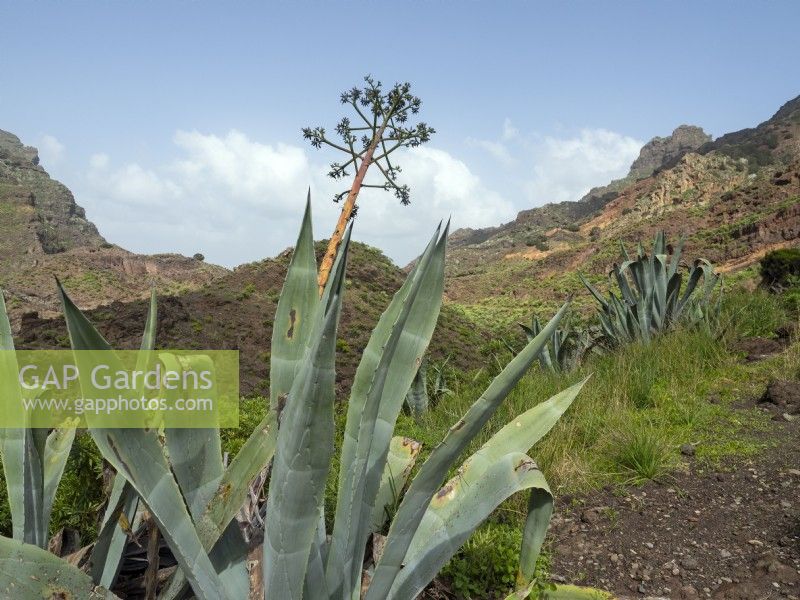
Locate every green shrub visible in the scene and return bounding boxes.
[238,282,257,300]
[760,248,800,289]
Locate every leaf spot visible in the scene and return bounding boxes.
[286,309,297,339]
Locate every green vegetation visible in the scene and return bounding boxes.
[519,315,578,373]
[760,247,800,288]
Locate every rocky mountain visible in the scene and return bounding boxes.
[629,124,711,178]
[0,130,227,325]
[448,124,712,253]
[0,130,105,253]
[443,95,800,329]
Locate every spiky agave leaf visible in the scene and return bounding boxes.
[369,436,422,532]
[90,289,156,588]
[326,223,446,599]
[0,289,47,548]
[365,301,572,600]
[262,227,350,599]
[270,194,319,410]
[385,379,586,599]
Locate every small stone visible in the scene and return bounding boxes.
[681,557,699,569]
[720,549,732,558]
[680,444,696,456]
[680,584,699,599]
[748,539,764,547]
[580,508,600,525]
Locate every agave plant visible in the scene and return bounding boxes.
[520,315,575,373]
[579,231,720,347]
[404,356,453,417]
[0,196,585,599]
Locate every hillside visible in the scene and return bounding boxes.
[18,242,488,396]
[443,96,800,329]
[0,130,227,325]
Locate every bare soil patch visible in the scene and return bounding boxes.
[549,417,800,599]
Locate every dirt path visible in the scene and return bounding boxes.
[549,397,800,599]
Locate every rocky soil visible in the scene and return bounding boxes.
[549,345,800,600]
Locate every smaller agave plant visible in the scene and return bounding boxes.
[519,316,575,373]
[579,231,720,347]
[404,356,452,417]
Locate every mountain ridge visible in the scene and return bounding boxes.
[442,94,800,329]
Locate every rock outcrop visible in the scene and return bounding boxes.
[0,129,105,253]
[628,125,711,179]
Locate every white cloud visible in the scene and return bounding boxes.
[79,130,511,267]
[523,129,642,205]
[39,134,65,164]
[501,118,519,141]
[471,122,642,207]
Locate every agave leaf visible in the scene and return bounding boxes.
[42,425,77,537]
[194,410,277,549]
[388,454,550,599]
[262,231,348,599]
[667,236,685,279]
[369,437,422,532]
[162,356,224,518]
[270,194,319,410]
[303,510,331,600]
[366,301,571,600]
[578,274,608,311]
[90,290,156,588]
[57,282,230,600]
[387,380,585,598]
[326,224,445,599]
[162,353,250,596]
[517,487,553,587]
[0,290,47,548]
[0,535,120,599]
[90,475,139,588]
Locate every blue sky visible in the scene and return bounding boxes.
[2,1,798,266]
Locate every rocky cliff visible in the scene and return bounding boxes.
[629,125,711,178]
[0,130,105,254]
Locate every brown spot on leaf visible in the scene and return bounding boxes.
[515,457,538,472]
[286,309,297,339]
[436,483,454,499]
[452,419,465,431]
